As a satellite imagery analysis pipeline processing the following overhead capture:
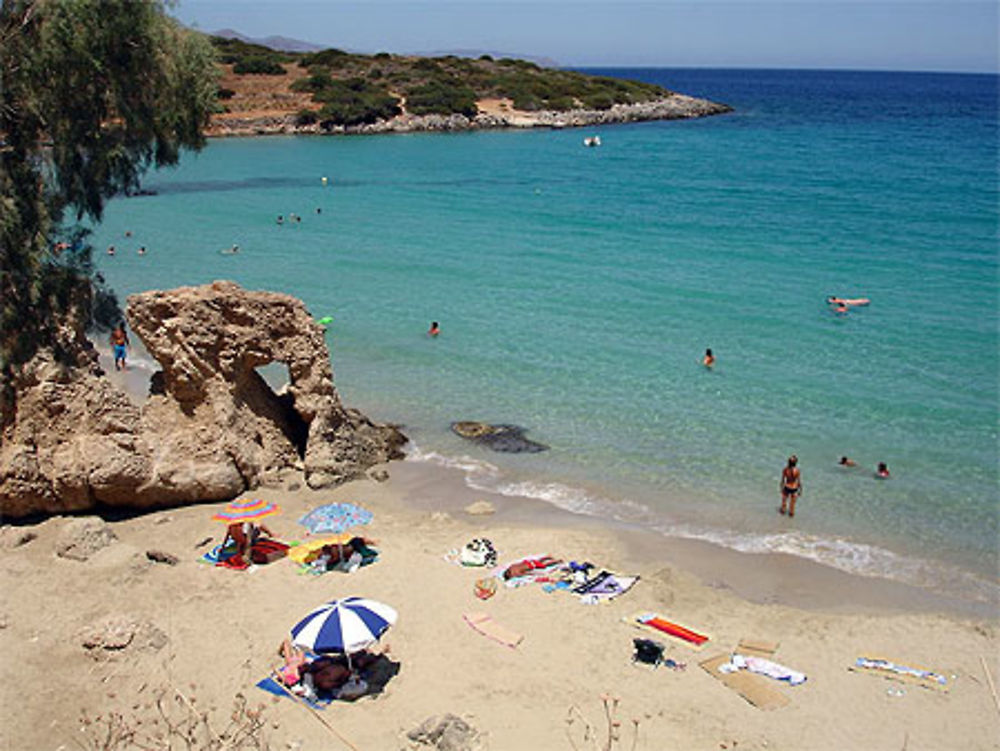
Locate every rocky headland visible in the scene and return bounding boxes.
[0,281,405,518]
[207,93,732,137]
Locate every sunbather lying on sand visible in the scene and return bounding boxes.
[277,639,380,700]
[309,536,377,571]
[502,555,562,580]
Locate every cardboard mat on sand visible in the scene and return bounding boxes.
[699,654,791,711]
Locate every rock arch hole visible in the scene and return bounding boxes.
[254,363,309,460]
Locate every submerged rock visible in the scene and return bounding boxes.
[451,421,549,453]
[0,281,407,517]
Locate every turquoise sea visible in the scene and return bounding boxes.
[89,69,999,606]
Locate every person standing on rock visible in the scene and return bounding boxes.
[110,322,130,371]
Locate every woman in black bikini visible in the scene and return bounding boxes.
[780,455,802,517]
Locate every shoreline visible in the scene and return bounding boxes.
[204,94,732,138]
[84,338,998,621]
[3,456,998,750]
[379,457,998,621]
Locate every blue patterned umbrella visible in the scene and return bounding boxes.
[298,502,372,534]
[291,597,397,655]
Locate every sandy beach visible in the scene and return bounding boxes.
[1,452,998,751]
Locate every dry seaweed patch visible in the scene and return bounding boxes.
[77,687,271,751]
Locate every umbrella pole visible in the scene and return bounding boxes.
[270,671,361,751]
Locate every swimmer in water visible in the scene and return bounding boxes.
[107,245,115,256]
[428,321,440,337]
[876,462,890,478]
[125,230,132,237]
[839,456,856,467]
[702,348,715,368]
[277,215,284,225]
[316,207,322,214]
[137,246,146,255]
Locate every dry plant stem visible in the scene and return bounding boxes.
[629,718,640,751]
[565,705,596,751]
[982,656,1000,719]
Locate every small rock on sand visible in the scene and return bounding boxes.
[145,549,179,565]
[463,500,495,516]
[406,713,483,751]
[79,615,167,656]
[55,517,117,561]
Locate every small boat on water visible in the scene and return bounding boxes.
[583,135,601,147]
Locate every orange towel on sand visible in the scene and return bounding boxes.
[639,614,709,645]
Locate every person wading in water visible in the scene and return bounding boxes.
[780,455,802,517]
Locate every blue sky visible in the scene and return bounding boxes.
[173,1,998,73]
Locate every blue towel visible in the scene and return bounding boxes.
[255,676,331,709]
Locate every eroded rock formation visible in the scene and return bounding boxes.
[0,281,406,517]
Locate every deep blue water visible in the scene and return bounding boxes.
[90,68,999,604]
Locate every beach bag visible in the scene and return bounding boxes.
[250,539,289,564]
[460,538,497,567]
[632,638,665,667]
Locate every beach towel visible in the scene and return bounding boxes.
[200,539,288,570]
[463,612,523,648]
[291,536,379,575]
[493,554,564,588]
[719,654,807,685]
[848,656,950,692]
[256,676,331,710]
[624,612,710,649]
[700,654,790,711]
[572,570,639,604]
[287,534,353,564]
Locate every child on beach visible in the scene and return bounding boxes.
[109,322,129,371]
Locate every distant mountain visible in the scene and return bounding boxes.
[410,49,561,69]
[212,29,324,53]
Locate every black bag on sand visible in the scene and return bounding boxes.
[632,638,665,667]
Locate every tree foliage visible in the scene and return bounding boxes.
[0,0,218,390]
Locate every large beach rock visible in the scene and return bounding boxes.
[451,421,549,453]
[0,281,406,517]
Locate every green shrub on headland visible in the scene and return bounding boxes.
[210,36,290,75]
[213,36,674,123]
[314,79,401,127]
[233,57,285,75]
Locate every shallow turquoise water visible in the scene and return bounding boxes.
[90,69,999,604]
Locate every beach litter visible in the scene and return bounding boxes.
[298,502,372,534]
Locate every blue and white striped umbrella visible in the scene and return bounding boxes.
[290,597,397,655]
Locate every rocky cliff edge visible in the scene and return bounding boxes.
[0,281,406,518]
